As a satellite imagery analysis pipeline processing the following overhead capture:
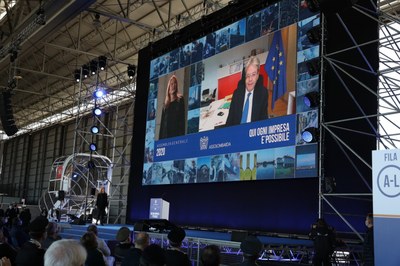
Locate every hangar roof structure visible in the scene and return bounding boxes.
[0,0,232,139]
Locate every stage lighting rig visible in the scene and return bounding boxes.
[98,56,107,71]
[90,60,98,75]
[93,89,105,99]
[74,70,81,82]
[90,126,99,134]
[301,127,319,143]
[93,106,102,116]
[305,58,321,76]
[303,91,320,108]
[128,65,136,79]
[89,143,97,152]
[93,13,102,29]
[82,65,90,78]
[306,25,322,44]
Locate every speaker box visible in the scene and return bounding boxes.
[72,216,86,225]
[134,221,150,232]
[134,219,176,232]
[231,231,248,242]
[0,91,18,136]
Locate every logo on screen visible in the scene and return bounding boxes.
[377,164,400,198]
[200,136,208,150]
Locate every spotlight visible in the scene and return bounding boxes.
[306,25,322,44]
[93,89,105,99]
[93,13,102,28]
[98,56,107,71]
[127,65,136,79]
[305,58,321,76]
[82,65,90,78]
[91,126,99,134]
[90,60,98,75]
[301,127,319,143]
[93,107,102,116]
[89,143,97,152]
[74,70,81,82]
[303,91,319,108]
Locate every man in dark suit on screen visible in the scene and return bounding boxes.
[225,56,268,126]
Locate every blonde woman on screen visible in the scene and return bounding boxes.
[159,75,186,139]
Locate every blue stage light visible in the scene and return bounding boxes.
[303,91,319,108]
[91,126,99,134]
[301,127,318,143]
[93,107,102,116]
[94,89,105,99]
[89,143,97,151]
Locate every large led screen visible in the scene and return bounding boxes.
[142,2,321,186]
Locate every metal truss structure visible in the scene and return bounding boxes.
[318,0,400,247]
[137,231,364,265]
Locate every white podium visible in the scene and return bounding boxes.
[149,198,170,220]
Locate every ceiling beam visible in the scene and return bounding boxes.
[16,66,73,81]
[86,8,161,33]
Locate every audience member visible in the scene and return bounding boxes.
[5,205,18,228]
[121,232,150,266]
[44,239,87,266]
[165,227,191,266]
[42,222,61,249]
[0,257,11,266]
[10,217,29,249]
[81,232,106,266]
[139,244,166,266]
[0,209,6,225]
[0,226,17,265]
[309,218,336,266]
[87,224,111,257]
[19,208,31,231]
[363,213,374,266]
[201,244,221,266]
[238,235,263,266]
[15,216,48,266]
[114,227,133,262]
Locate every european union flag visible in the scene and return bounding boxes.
[265,31,287,110]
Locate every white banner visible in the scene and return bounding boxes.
[372,149,400,265]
